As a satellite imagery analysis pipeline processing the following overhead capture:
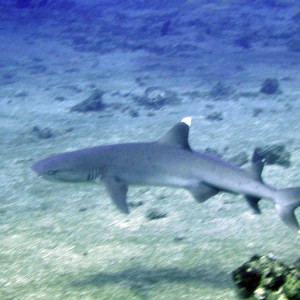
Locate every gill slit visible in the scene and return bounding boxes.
[87,168,102,181]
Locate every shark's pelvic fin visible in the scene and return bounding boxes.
[188,182,220,203]
[245,196,261,214]
[103,176,129,214]
[158,117,192,150]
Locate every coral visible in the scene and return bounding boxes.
[232,254,300,300]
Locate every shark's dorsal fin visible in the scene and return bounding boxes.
[158,117,192,150]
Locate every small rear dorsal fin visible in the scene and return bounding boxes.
[244,149,265,214]
[242,149,265,181]
[158,117,192,150]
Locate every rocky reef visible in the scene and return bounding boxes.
[232,254,300,300]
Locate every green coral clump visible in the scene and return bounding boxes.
[232,254,300,300]
[283,272,300,299]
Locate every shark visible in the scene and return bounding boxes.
[31,117,300,232]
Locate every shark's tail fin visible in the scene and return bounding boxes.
[275,187,300,232]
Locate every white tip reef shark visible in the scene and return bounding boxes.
[31,117,300,232]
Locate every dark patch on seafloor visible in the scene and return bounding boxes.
[70,89,106,113]
[72,265,231,299]
[31,126,54,139]
[260,78,281,95]
[145,208,168,220]
[255,144,291,168]
[209,82,235,100]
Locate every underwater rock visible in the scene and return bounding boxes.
[173,236,185,242]
[129,110,139,118]
[15,91,29,98]
[78,207,88,212]
[31,126,54,139]
[232,254,300,300]
[252,107,264,117]
[209,82,234,100]
[128,200,144,208]
[205,112,223,121]
[255,144,291,167]
[136,87,180,109]
[233,260,261,298]
[55,96,65,102]
[145,208,167,220]
[70,89,106,113]
[260,78,280,95]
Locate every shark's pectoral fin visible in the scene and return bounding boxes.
[103,177,129,214]
[188,183,220,203]
[245,195,261,214]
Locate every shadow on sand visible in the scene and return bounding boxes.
[72,265,232,298]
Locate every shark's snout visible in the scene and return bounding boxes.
[31,161,43,175]
[31,158,53,177]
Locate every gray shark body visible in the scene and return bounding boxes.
[31,118,300,232]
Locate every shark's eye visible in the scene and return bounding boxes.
[47,170,58,176]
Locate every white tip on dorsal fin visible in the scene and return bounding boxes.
[181,116,192,127]
[158,117,192,150]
